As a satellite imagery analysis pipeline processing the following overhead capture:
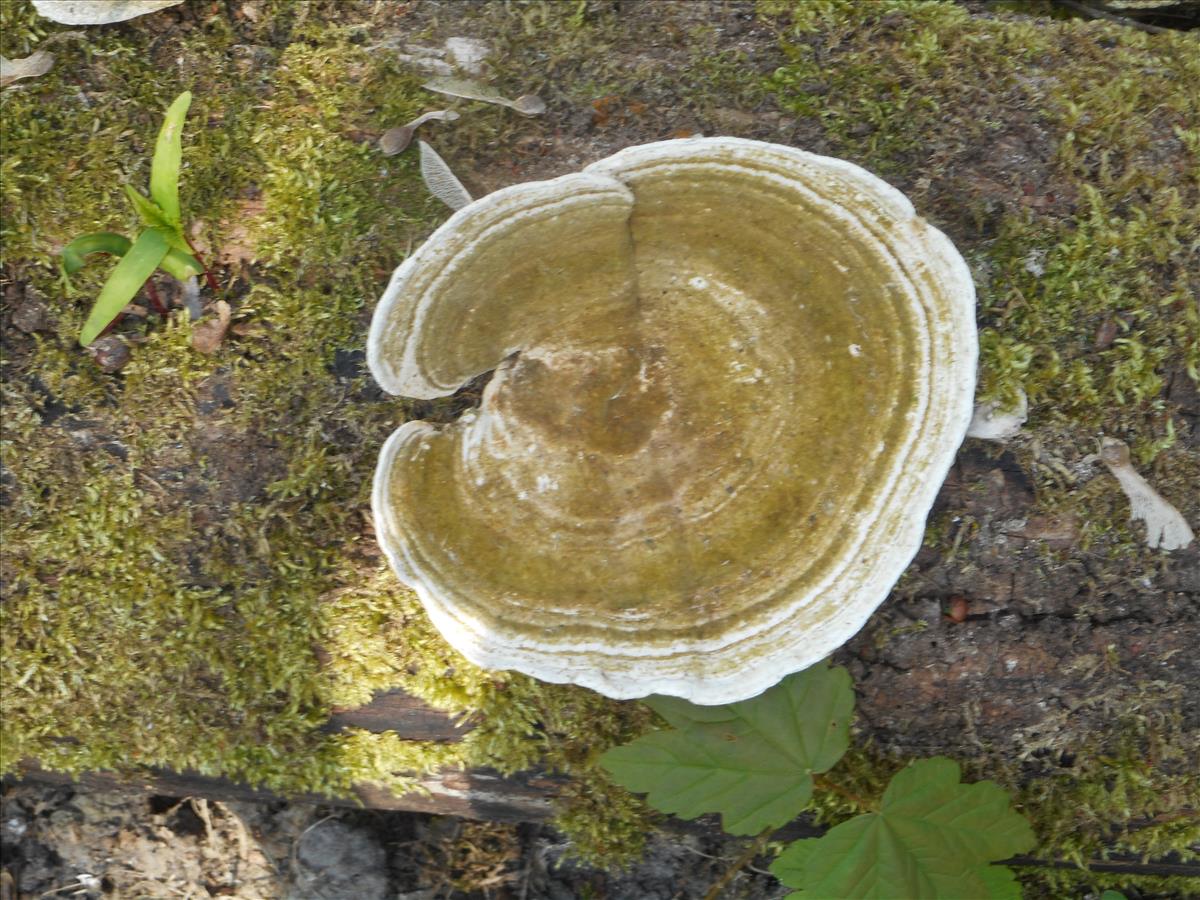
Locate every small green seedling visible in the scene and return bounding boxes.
[601,662,1037,899]
[62,91,211,346]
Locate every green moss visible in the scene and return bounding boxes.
[1008,704,1200,897]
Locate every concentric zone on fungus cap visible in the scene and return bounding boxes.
[368,138,976,704]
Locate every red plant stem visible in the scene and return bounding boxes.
[98,315,122,339]
[184,234,221,294]
[144,279,168,316]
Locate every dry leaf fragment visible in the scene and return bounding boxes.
[418,141,473,211]
[422,76,545,116]
[215,198,267,265]
[379,109,460,156]
[1,50,55,88]
[1100,437,1194,551]
[230,321,265,337]
[192,300,232,355]
[379,127,413,157]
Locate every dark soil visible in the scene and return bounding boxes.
[0,780,786,899]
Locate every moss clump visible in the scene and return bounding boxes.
[1008,701,1200,898]
[763,0,1198,460]
[760,0,1199,548]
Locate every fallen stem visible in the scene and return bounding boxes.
[702,827,774,900]
[184,234,221,294]
[144,278,167,316]
[813,773,876,812]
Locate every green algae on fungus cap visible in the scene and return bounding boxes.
[367,138,976,704]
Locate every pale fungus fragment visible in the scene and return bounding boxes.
[32,0,182,25]
[967,388,1028,441]
[368,138,977,704]
[443,37,491,77]
[1100,438,1194,551]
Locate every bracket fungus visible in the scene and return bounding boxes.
[368,138,977,704]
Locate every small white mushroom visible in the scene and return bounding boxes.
[1100,438,1194,551]
[967,388,1028,441]
[379,110,460,157]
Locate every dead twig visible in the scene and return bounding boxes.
[702,828,774,900]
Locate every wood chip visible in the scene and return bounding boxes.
[192,300,232,355]
[1,50,54,88]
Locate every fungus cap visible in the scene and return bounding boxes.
[368,138,977,704]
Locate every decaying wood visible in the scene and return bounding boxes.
[324,688,473,740]
[11,689,1199,880]
[14,762,563,823]
[15,689,561,823]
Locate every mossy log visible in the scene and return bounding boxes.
[3,1,1198,894]
[15,689,564,823]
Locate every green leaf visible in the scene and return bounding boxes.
[61,232,132,275]
[123,184,172,230]
[123,184,190,251]
[770,757,1036,899]
[650,661,855,775]
[600,661,854,835]
[975,864,1024,900]
[150,91,191,228]
[79,228,169,346]
[770,837,819,887]
[159,248,204,281]
[1099,893,1127,900]
[62,232,199,282]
